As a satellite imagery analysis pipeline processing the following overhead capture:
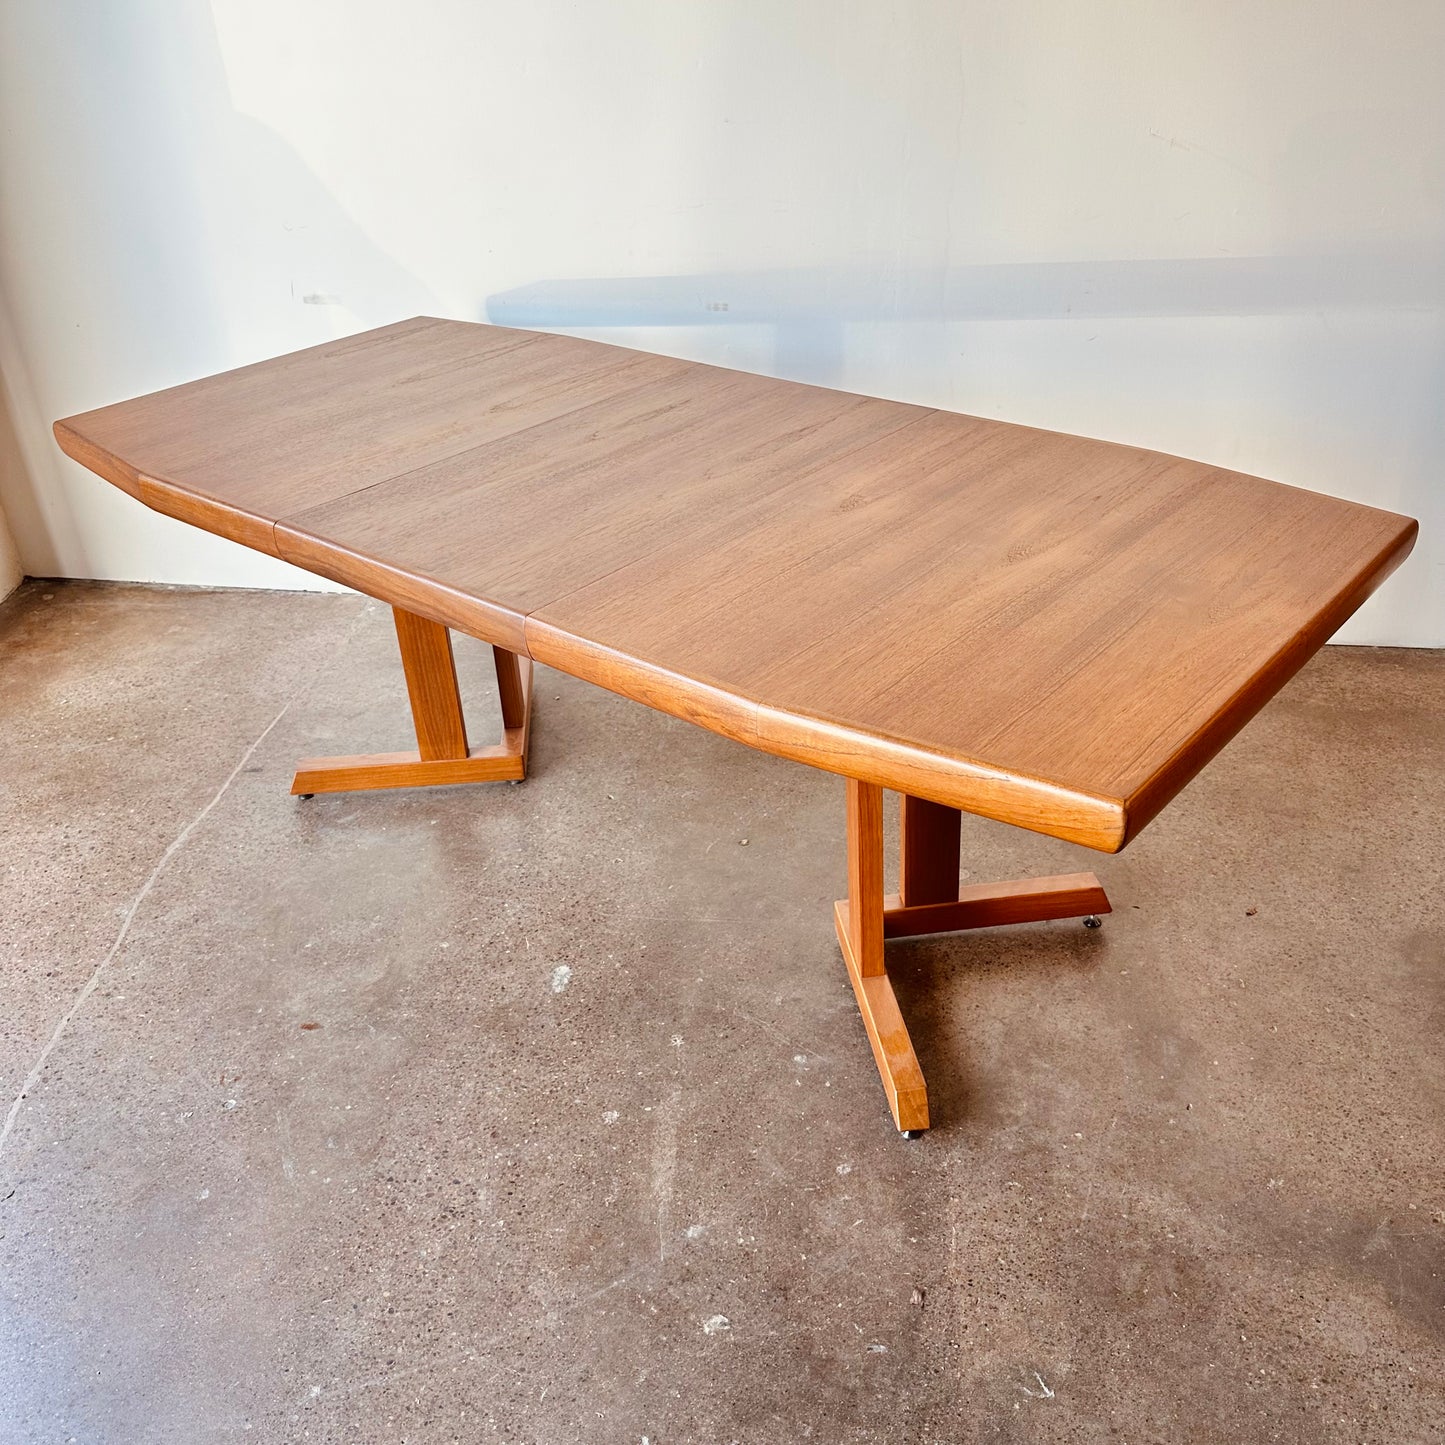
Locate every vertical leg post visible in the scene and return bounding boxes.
[846,778,886,977]
[493,644,528,731]
[900,795,961,907]
[394,607,470,761]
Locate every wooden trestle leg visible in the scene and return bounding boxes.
[835,783,1111,1135]
[291,607,533,796]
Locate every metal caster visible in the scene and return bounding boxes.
[297,793,314,801]
[1082,915,1102,929]
[900,1129,925,1140]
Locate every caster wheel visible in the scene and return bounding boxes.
[297,793,314,801]
[1082,915,1102,929]
[900,1129,925,1140]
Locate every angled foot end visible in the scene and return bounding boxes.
[834,898,930,1135]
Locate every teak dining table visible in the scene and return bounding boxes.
[54,318,1417,1135]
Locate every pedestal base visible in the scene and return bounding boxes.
[291,607,532,796]
[835,783,1111,1134]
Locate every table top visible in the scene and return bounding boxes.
[55,317,1416,851]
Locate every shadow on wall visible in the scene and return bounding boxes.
[485,249,1445,383]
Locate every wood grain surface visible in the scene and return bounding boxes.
[55,318,1418,851]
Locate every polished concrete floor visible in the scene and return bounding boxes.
[1,579,1442,1444]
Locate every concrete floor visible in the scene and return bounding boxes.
[0,579,1441,1444]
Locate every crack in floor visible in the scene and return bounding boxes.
[0,604,369,1162]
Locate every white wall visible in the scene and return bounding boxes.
[0,0,1439,642]
[0,390,27,600]
[0,506,21,604]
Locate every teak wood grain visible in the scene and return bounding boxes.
[54,317,1418,851]
[845,779,886,978]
